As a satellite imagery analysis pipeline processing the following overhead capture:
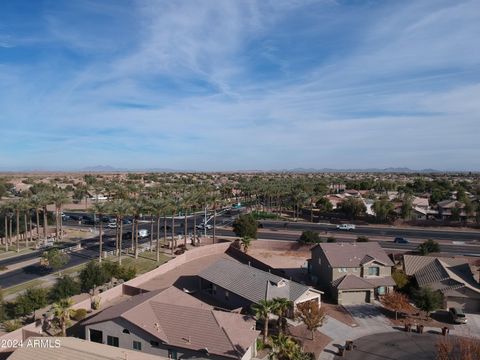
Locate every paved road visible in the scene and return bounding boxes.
[259,220,480,242]
[213,229,480,256]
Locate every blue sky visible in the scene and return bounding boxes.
[1,0,479,171]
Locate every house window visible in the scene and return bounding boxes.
[318,258,321,265]
[150,340,160,348]
[225,291,229,301]
[107,336,119,347]
[368,267,380,276]
[122,329,130,334]
[168,349,178,359]
[212,284,217,295]
[133,341,142,350]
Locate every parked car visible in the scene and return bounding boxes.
[107,221,117,229]
[394,237,409,244]
[196,223,213,230]
[69,214,83,221]
[82,217,97,226]
[449,307,467,324]
[122,218,132,225]
[138,229,149,238]
[336,224,356,231]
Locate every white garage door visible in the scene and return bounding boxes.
[447,297,479,313]
[341,291,370,305]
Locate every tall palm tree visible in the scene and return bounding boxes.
[149,197,166,262]
[53,298,75,337]
[51,189,69,241]
[252,299,275,343]
[38,191,51,243]
[12,199,21,252]
[110,199,131,265]
[92,202,108,263]
[30,194,42,245]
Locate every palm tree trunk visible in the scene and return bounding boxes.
[8,217,12,251]
[171,215,175,255]
[59,206,63,240]
[184,211,188,247]
[4,216,8,252]
[24,213,29,248]
[55,207,59,242]
[119,220,123,265]
[150,216,154,251]
[43,206,48,241]
[98,213,103,263]
[213,208,217,244]
[134,221,138,259]
[16,210,20,252]
[163,214,167,245]
[264,315,269,342]
[156,215,160,262]
[193,211,197,246]
[130,219,135,252]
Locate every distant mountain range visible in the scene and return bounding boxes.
[77,166,465,173]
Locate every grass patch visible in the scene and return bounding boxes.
[105,252,169,274]
[3,279,46,298]
[0,247,36,260]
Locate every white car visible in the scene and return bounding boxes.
[336,224,356,231]
[107,221,117,229]
[138,229,149,238]
[196,223,213,230]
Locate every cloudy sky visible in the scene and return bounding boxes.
[1,0,479,171]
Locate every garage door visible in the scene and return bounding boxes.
[447,297,479,313]
[341,291,370,305]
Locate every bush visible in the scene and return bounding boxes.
[327,237,337,243]
[41,248,69,271]
[298,231,321,244]
[250,212,280,220]
[79,261,108,293]
[356,236,369,242]
[392,269,409,290]
[418,239,440,255]
[72,308,88,321]
[232,214,258,239]
[13,288,49,317]
[3,319,22,332]
[50,275,81,302]
[118,266,137,281]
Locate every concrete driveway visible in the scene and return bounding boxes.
[320,305,394,360]
[344,304,393,332]
[451,313,480,338]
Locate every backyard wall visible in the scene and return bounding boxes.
[0,241,231,352]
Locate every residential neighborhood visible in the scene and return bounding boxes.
[1,0,480,359]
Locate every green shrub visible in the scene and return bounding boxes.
[72,308,88,321]
[232,214,258,239]
[3,319,22,332]
[13,288,49,317]
[327,237,337,243]
[50,275,81,302]
[298,231,321,244]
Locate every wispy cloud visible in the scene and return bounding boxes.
[0,0,479,170]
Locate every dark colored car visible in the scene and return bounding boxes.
[82,217,97,226]
[69,214,83,221]
[394,237,409,244]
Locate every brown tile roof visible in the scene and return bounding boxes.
[403,255,468,276]
[8,337,165,360]
[83,287,258,359]
[315,242,394,268]
[332,274,395,290]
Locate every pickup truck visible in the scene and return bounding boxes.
[336,224,356,231]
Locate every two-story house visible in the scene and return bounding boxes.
[309,242,395,305]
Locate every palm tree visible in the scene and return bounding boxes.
[53,298,75,336]
[51,189,69,241]
[252,299,275,343]
[92,202,108,263]
[272,298,292,334]
[240,236,251,253]
[110,199,131,265]
[38,191,51,243]
[149,197,166,262]
[12,199,21,252]
[30,194,42,245]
